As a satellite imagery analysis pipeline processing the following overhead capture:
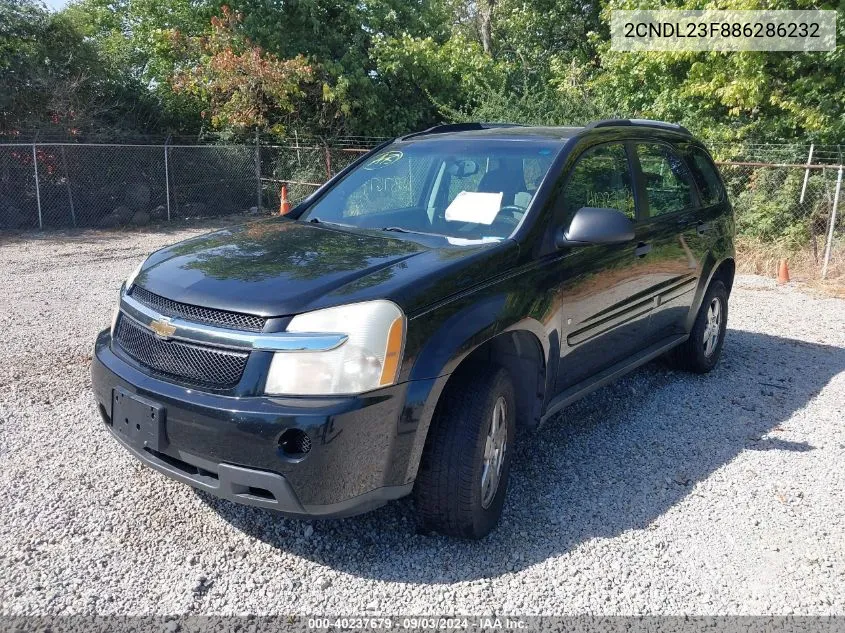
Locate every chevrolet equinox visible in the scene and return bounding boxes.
[92,120,735,538]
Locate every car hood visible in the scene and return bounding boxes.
[135,218,516,317]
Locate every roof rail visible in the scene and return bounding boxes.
[587,119,692,136]
[400,122,525,141]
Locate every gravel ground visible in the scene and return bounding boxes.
[1,225,844,616]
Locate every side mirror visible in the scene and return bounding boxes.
[556,207,635,248]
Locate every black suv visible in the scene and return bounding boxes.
[92,120,734,538]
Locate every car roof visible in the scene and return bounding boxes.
[396,120,692,144]
[400,125,585,143]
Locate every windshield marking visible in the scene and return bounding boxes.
[363,150,404,170]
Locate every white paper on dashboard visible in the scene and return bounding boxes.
[446,236,504,246]
[444,191,503,225]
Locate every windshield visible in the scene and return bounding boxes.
[300,138,563,242]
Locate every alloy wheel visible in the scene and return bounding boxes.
[702,296,722,357]
[480,396,508,509]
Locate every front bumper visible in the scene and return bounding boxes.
[92,329,440,518]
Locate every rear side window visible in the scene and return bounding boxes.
[562,143,636,220]
[686,146,725,206]
[636,143,694,217]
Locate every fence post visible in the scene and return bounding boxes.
[60,146,76,227]
[164,136,172,221]
[255,131,262,212]
[32,136,43,230]
[799,144,814,204]
[324,144,332,179]
[821,166,843,280]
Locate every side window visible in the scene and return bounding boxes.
[523,156,553,192]
[562,143,636,220]
[636,143,694,217]
[685,146,725,206]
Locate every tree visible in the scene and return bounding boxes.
[371,32,505,125]
[0,0,160,137]
[62,0,214,135]
[170,6,313,136]
[219,0,454,135]
[4,0,842,142]
[584,0,845,143]
[392,0,605,126]
[479,0,495,55]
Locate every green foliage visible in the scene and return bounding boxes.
[726,167,834,250]
[170,6,313,136]
[372,33,504,123]
[3,0,844,150]
[586,0,845,144]
[0,0,161,136]
[209,0,454,136]
[60,0,214,134]
[449,62,605,126]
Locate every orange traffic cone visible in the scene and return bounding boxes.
[279,185,291,215]
[777,258,790,284]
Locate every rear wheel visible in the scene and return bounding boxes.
[413,365,515,539]
[671,279,728,373]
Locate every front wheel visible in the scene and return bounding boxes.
[671,279,729,373]
[413,365,516,539]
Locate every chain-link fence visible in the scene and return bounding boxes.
[716,160,843,282]
[259,143,368,208]
[1,139,843,283]
[0,141,374,230]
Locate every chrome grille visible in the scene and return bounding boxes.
[113,315,249,387]
[129,286,266,332]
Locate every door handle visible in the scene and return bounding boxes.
[634,242,652,257]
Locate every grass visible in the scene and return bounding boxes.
[736,235,845,298]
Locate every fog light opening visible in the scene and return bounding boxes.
[279,429,312,458]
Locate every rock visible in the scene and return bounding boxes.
[0,204,29,229]
[181,202,207,217]
[191,574,209,593]
[125,182,151,210]
[673,473,690,486]
[99,214,120,228]
[303,525,314,539]
[130,211,150,226]
[315,575,331,590]
[112,206,133,225]
[150,205,168,220]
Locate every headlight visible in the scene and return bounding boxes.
[125,261,144,290]
[110,304,120,337]
[264,300,405,396]
[112,262,142,337]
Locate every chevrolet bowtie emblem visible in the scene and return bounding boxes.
[149,318,177,339]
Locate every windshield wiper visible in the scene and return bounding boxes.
[308,217,357,229]
[380,226,445,238]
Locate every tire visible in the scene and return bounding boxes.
[413,365,516,539]
[671,279,729,374]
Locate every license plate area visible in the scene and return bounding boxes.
[112,388,166,451]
